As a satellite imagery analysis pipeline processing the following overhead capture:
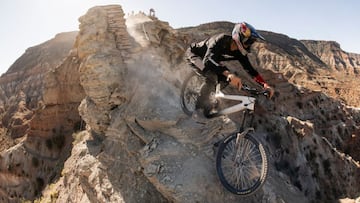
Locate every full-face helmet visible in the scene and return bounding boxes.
[232,22,265,55]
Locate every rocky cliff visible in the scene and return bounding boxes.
[0,30,84,201]
[0,4,359,203]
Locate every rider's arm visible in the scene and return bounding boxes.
[254,74,270,88]
[237,54,271,89]
[230,55,274,97]
[226,70,274,98]
[249,65,274,98]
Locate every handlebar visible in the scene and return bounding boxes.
[241,84,269,97]
[215,83,269,97]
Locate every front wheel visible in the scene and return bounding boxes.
[216,132,268,196]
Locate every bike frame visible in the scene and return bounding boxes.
[212,82,269,195]
[214,83,256,116]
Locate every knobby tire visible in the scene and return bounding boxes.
[180,71,205,116]
[216,132,268,196]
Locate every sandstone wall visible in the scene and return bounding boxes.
[76,5,129,136]
[0,32,85,201]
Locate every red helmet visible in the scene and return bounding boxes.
[232,22,265,55]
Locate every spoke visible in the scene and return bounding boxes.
[220,136,265,191]
[218,134,267,194]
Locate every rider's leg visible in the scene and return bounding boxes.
[196,71,218,117]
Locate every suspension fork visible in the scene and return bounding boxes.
[239,109,255,131]
[234,127,255,162]
[236,109,255,154]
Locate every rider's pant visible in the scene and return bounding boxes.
[196,71,218,117]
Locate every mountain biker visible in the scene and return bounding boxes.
[185,22,275,117]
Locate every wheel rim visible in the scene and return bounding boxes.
[181,72,205,115]
[218,134,267,194]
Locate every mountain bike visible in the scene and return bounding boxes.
[180,71,269,196]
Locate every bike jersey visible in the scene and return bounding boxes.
[189,33,266,86]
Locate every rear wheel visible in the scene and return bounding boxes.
[216,132,268,196]
[180,71,205,116]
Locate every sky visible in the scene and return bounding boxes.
[0,0,359,75]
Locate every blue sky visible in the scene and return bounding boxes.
[0,0,359,74]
